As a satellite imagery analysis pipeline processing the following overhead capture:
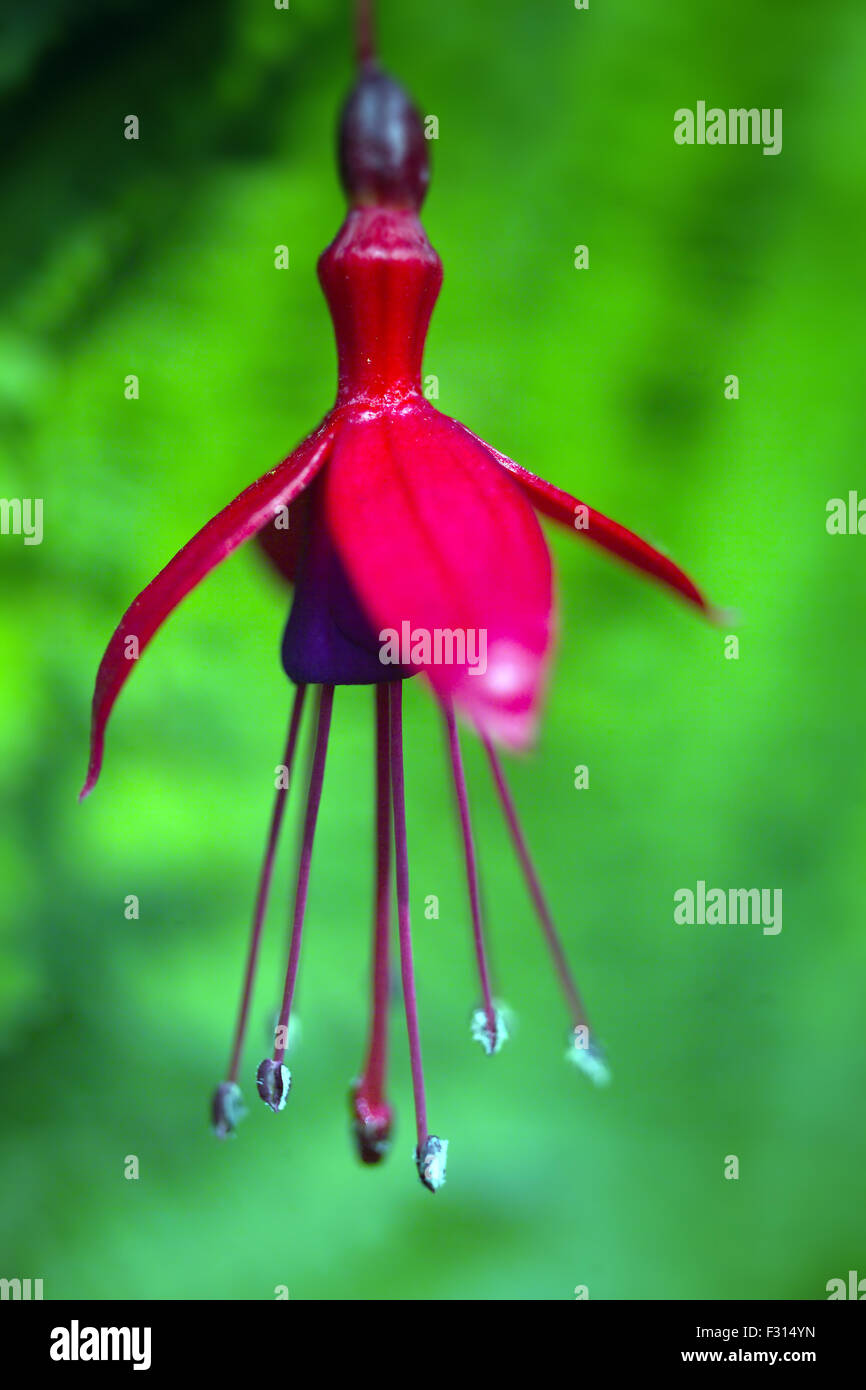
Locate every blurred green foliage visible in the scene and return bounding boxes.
[1,0,865,1300]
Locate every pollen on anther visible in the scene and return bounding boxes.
[256,1058,292,1112]
[470,1006,509,1056]
[565,1029,611,1087]
[415,1135,449,1192]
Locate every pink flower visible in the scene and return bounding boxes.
[82,52,712,1192]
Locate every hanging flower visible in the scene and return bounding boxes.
[81,12,712,1193]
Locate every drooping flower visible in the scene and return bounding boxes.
[81,13,713,1192]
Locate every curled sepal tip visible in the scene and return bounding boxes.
[256,1058,291,1113]
[565,1027,611,1087]
[470,1005,510,1056]
[415,1134,448,1192]
[78,426,332,800]
[211,1081,246,1138]
[350,1086,393,1165]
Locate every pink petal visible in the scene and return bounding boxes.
[324,406,553,748]
[81,422,333,799]
[456,426,712,615]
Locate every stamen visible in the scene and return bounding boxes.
[482,736,610,1086]
[212,684,307,1137]
[351,685,394,1164]
[259,685,335,1105]
[390,683,447,1187]
[443,704,502,1056]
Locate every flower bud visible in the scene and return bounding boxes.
[338,65,430,210]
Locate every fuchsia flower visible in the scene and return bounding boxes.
[82,20,712,1192]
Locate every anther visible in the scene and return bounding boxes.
[470,1005,510,1056]
[415,1135,448,1192]
[350,1086,393,1164]
[211,1081,246,1138]
[566,1027,611,1087]
[256,1058,291,1112]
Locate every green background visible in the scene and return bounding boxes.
[1,0,864,1300]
